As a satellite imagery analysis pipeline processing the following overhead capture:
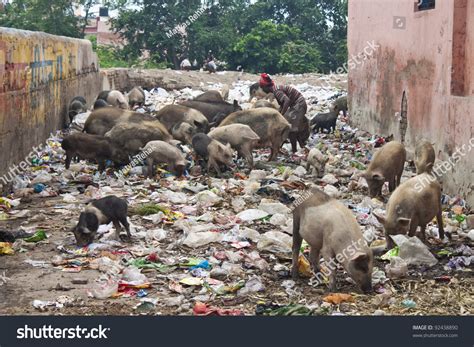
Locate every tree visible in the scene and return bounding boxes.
[278,41,322,74]
[109,0,347,73]
[111,0,202,69]
[231,20,322,74]
[0,0,94,38]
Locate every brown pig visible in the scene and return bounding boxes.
[192,133,235,176]
[141,141,187,178]
[105,121,172,156]
[374,173,445,250]
[153,105,209,134]
[171,122,196,145]
[414,140,435,174]
[363,141,406,197]
[84,108,159,136]
[253,99,279,110]
[127,87,146,108]
[61,133,129,171]
[219,107,291,161]
[97,90,129,109]
[292,188,374,293]
[178,99,241,125]
[306,148,329,178]
[208,124,260,168]
[194,90,225,103]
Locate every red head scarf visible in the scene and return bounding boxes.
[259,73,274,88]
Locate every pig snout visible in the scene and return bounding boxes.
[72,227,96,247]
[360,280,373,294]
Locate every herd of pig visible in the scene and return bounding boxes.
[65,85,446,294]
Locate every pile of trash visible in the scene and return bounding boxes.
[0,78,472,316]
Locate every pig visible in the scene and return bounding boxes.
[68,96,87,123]
[192,133,234,176]
[179,99,241,125]
[194,90,225,103]
[374,173,445,249]
[192,133,212,160]
[306,148,329,178]
[292,188,373,293]
[310,110,338,133]
[97,90,111,101]
[286,110,310,153]
[127,86,146,108]
[171,122,196,144]
[93,99,109,110]
[253,99,279,110]
[363,141,406,198]
[84,108,159,136]
[153,105,209,134]
[208,124,260,168]
[61,133,129,171]
[105,121,172,156]
[414,140,435,174]
[249,82,275,102]
[332,96,348,116]
[219,107,291,161]
[97,90,129,109]
[141,141,187,178]
[72,196,130,246]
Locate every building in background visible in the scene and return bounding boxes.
[348,0,474,205]
[75,1,123,46]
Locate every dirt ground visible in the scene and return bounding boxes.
[0,72,472,316]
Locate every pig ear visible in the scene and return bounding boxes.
[193,120,201,128]
[397,217,411,227]
[351,252,369,270]
[372,173,385,181]
[373,212,386,225]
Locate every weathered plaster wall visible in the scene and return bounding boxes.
[348,0,474,206]
[0,27,100,179]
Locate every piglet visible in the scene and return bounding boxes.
[292,188,373,293]
[374,172,445,249]
[306,148,329,178]
[414,140,435,174]
[363,141,406,198]
[73,196,130,246]
[141,140,187,178]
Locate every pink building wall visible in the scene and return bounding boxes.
[348,0,474,206]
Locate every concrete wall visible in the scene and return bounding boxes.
[0,27,100,180]
[348,0,474,206]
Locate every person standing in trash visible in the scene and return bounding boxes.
[205,50,217,73]
[259,73,310,152]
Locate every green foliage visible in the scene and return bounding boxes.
[232,21,307,74]
[0,0,348,74]
[0,0,95,38]
[278,41,322,74]
[110,0,348,74]
[86,36,166,69]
